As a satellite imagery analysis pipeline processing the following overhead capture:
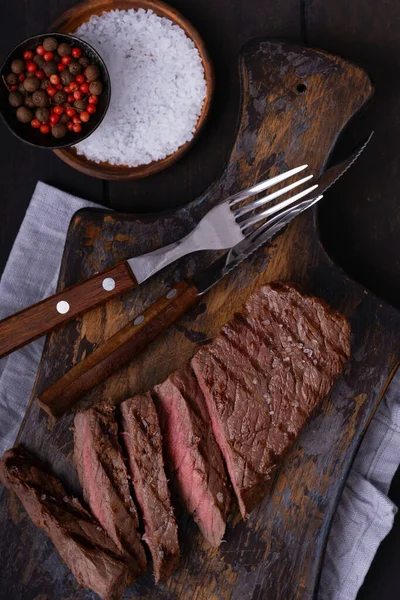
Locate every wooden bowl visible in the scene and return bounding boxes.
[51,0,214,180]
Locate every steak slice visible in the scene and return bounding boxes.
[154,367,232,547]
[0,447,129,600]
[74,406,146,582]
[191,283,350,518]
[120,393,179,582]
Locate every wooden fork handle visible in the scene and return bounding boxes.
[37,280,199,418]
[0,262,138,360]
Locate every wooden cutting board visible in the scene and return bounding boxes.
[1,39,400,600]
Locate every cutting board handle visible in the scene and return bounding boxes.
[0,262,137,359]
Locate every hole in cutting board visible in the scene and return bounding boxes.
[297,83,307,94]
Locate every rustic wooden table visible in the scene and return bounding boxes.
[0,0,399,598]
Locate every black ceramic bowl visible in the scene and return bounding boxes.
[0,33,110,149]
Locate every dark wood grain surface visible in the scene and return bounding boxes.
[0,1,399,599]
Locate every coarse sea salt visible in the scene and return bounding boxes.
[73,9,207,167]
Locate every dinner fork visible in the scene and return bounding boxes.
[0,165,316,359]
[130,165,317,282]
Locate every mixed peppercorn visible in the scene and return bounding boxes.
[4,37,103,139]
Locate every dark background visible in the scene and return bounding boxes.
[0,0,399,598]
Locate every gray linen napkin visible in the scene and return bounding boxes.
[0,181,399,600]
[318,371,400,599]
[0,181,99,449]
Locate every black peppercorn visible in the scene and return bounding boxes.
[8,91,24,107]
[43,61,57,77]
[84,65,100,81]
[16,106,33,123]
[40,79,51,90]
[89,80,103,96]
[11,59,25,74]
[35,107,50,123]
[57,42,71,57]
[51,123,67,139]
[59,113,69,124]
[6,73,18,86]
[53,90,67,105]
[78,56,90,68]
[24,95,35,108]
[74,99,88,111]
[53,53,61,64]
[32,89,49,107]
[43,37,58,52]
[18,83,27,95]
[68,61,82,76]
[60,70,74,86]
[34,54,46,69]
[23,77,40,93]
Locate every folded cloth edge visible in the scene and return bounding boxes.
[318,367,400,599]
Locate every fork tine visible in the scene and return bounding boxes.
[233,174,314,218]
[227,165,308,207]
[244,194,323,245]
[240,184,319,231]
[224,194,323,268]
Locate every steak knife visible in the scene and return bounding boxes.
[38,133,372,418]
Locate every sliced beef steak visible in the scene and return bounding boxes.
[191,283,350,518]
[120,393,179,582]
[154,367,232,547]
[0,447,129,600]
[244,282,350,377]
[74,406,146,582]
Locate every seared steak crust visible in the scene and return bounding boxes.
[192,283,350,517]
[0,447,129,600]
[120,393,179,582]
[74,406,146,582]
[155,367,232,547]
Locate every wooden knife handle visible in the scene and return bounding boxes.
[0,262,137,360]
[37,280,199,417]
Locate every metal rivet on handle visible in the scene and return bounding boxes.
[134,315,144,326]
[102,277,116,291]
[166,289,177,299]
[56,301,70,314]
